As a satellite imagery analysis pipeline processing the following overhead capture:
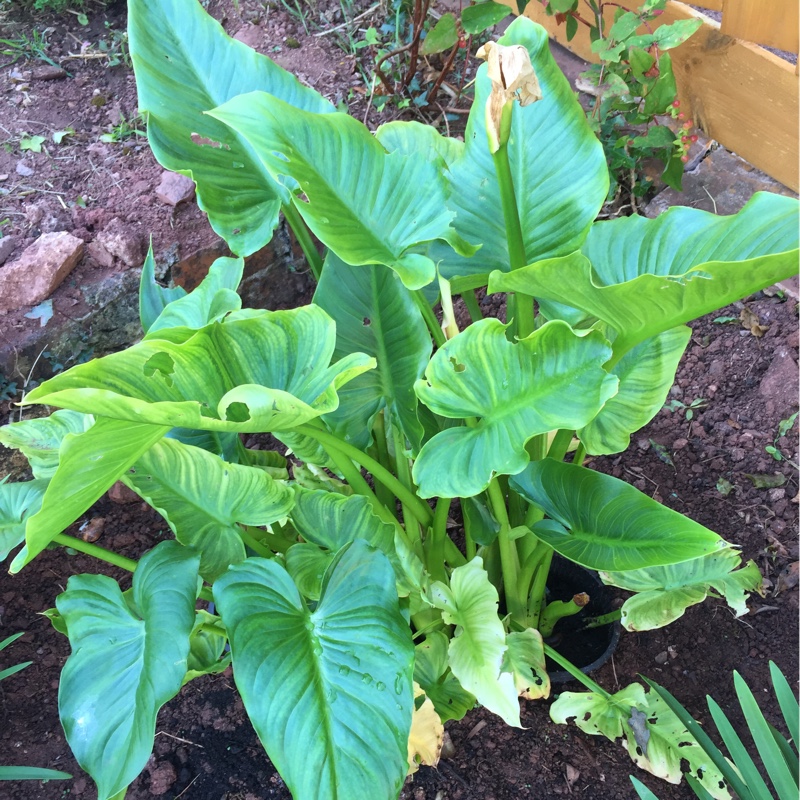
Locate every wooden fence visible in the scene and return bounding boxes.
[503,0,799,191]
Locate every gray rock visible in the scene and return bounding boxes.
[15,161,34,177]
[155,171,196,207]
[0,236,16,266]
[96,218,143,268]
[0,232,83,312]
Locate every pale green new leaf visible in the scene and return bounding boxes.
[139,240,186,333]
[493,193,799,354]
[428,17,608,279]
[183,610,230,684]
[413,632,475,723]
[129,0,334,256]
[375,120,463,167]
[578,326,691,455]
[285,543,334,600]
[0,410,91,479]
[57,541,199,800]
[314,253,431,452]
[289,488,423,595]
[0,478,47,562]
[23,306,374,434]
[124,437,294,582]
[510,460,723,571]
[10,419,169,572]
[213,541,415,800]
[600,549,763,631]
[550,683,730,799]
[146,255,244,336]
[209,93,477,290]
[427,557,520,726]
[413,319,617,498]
[503,628,550,700]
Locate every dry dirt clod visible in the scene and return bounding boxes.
[156,171,197,207]
[108,481,141,505]
[96,217,144,267]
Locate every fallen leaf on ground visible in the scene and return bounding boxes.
[739,307,769,337]
[744,473,786,489]
[777,562,799,593]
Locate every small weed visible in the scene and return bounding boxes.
[663,396,707,421]
[0,28,60,70]
[764,412,799,468]
[99,112,147,143]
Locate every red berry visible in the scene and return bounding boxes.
[690,134,698,142]
[672,100,680,108]
[681,155,689,163]
[678,112,685,120]
[627,139,635,146]
[458,38,467,48]
[683,120,692,129]
[681,135,689,142]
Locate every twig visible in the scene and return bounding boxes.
[314,2,380,36]
[155,731,203,747]
[174,776,199,799]
[426,40,460,106]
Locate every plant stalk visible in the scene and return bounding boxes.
[543,644,611,698]
[391,423,423,543]
[412,290,447,348]
[52,534,138,572]
[486,477,524,620]
[528,546,554,628]
[282,202,323,281]
[370,412,398,512]
[427,496,451,581]
[462,288,483,323]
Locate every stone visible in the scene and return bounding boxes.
[759,346,799,416]
[148,761,177,796]
[86,239,114,269]
[108,481,140,505]
[96,217,143,268]
[30,65,67,80]
[0,236,16,266]
[15,160,34,177]
[155,171,196,206]
[0,232,83,312]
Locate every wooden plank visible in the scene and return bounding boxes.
[501,0,799,191]
[720,0,798,55]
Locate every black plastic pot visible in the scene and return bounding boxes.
[543,556,621,684]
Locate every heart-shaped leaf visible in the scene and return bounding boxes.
[510,460,724,571]
[0,478,47,562]
[427,557,520,726]
[23,306,374,433]
[208,93,477,289]
[125,437,294,581]
[213,540,415,800]
[428,17,608,280]
[129,0,334,255]
[600,549,763,631]
[10,419,169,572]
[57,541,199,800]
[314,253,431,452]
[413,319,617,498]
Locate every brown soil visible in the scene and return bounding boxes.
[0,2,797,800]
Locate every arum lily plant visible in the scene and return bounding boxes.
[0,2,797,798]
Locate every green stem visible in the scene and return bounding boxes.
[486,477,524,620]
[297,423,433,527]
[462,288,483,323]
[370,412,397,512]
[539,594,588,637]
[580,609,622,629]
[427,496,451,581]
[492,139,534,339]
[282,202,323,281]
[517,541,548,611]
[543,644,611,698]
[392,423,422,543]
[547,428,575,463]
[444,537,467,568]
[573,442,587,467]
[528,546,554,627]
[412,290,447,348]
[53,534,138,572]
[239,526,278,558]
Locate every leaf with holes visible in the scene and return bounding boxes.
[413,319,617,498]
[57,541,199,800]
[22,306,374,434]
[600,549,763,631]
[413,632,476,723]
[213,540,415,800]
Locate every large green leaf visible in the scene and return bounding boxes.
[510,460,724,571]
[57,541,199,800]
[125,437,294,582]
[427,557,520,726]
[0,410,91,479]
[550,683,729,799]
[314,253,431,452]
[412,319,617,498]
[22,306,374,434]
[208,93,477,290]
[375,120,463,167]
[578,326,692,455]
[145,255,244,336]
[0,478,47,562]
[129,0,334,256]
[428,17,608,280]
[213,540,415,800]
[492,193,799,354]
[461,1,512,35]
[289,487,423,595]
[413,632,475,723]
[600,549,763,631]
[10,419,169,572]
